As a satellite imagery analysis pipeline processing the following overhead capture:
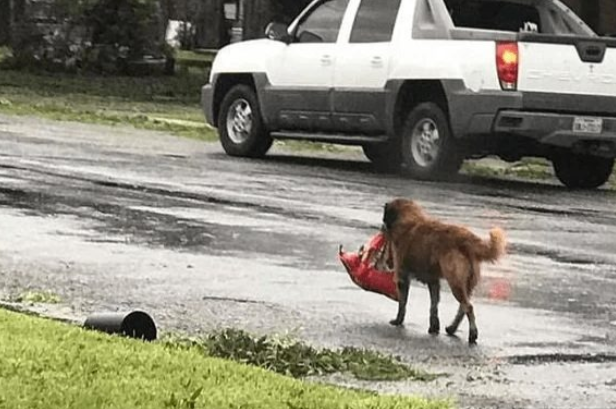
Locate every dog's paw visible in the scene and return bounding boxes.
[389,319,404,327]
[429,317,440,335]
[468,328,478,345]
[445,325,457,336]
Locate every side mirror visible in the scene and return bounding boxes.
[265,22,291,43]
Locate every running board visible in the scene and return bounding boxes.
[271,132,389,146]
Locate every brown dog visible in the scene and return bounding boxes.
[382,199,506,344]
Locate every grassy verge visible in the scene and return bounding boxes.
[6,290,62,304]
[0,61,216,141]
[463,157,616,187]
[462,157,554,181]
[0,309,450,409]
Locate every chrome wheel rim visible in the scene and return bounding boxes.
[226,99,253,144]
[410,118,440,167]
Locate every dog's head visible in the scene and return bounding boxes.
[382,199,424,231]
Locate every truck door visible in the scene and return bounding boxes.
[332,0,402,134]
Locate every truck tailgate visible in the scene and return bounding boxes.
[517,34,616,98]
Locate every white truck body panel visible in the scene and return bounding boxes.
[518,43,616,96]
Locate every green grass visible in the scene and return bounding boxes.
[0,67,217,141]
[7,290,62,304]
[0,46,10,61]
[463,157,616,188]
[163,328,442,382]
[462,158,554,181]
[176,50,215,64]
[0,309,451,409]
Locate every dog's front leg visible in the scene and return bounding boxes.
[390,245,410,326]
[428,281,440,334]
[390,273,411,327]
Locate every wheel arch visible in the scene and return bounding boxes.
[212,74,259,125]
[387,80,450,137]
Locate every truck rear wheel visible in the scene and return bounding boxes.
[401,102,462,180]
[218,84,273,158]
[552,152,614,189]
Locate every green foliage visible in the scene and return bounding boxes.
[0,309,451,409]
[162,328,443,382]
[84,0,168,63]
[10,0,171,74]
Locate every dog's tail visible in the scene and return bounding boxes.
[474,227,507,263]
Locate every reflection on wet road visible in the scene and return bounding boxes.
[0,115,615,408]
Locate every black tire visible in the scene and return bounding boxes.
[217,84,273,158]
[400,102,462,180]
[362,143,402,173]
[552,152,614,189]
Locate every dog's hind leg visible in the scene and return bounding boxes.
[448,286,478,344]
[441,252,479,344]
[445,305,465,336]
[428,281,440,334]
[466,303,478,344]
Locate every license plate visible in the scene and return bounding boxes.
[573,116,603,134]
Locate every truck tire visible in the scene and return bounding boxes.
[362,143,402,173]
[400,102,462,180]
[217,84,273,158]
[552,152,614,189]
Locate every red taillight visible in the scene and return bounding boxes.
[496,42,519,91]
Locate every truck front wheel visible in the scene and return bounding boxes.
[552,152,614,189]
[401,102,462,180]
[218,84,273,158]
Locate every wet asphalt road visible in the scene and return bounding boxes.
[0,114,615,408]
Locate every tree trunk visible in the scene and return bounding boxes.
[0,0,12,45]
[581,0,601,33]
[242,0,267,41]
[195,0,227,49]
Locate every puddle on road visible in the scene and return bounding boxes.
[508,352,616,365]
[0,185,336,270]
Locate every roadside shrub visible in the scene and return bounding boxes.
[10,0,173,75]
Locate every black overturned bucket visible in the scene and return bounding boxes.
[83,311,157,341]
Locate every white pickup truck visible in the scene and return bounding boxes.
[202,0,616,189]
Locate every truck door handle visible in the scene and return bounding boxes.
[321,55,332,65]
[371,56,383,67]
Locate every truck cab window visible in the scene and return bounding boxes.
[350,0,402,43]
[295,0,350,43]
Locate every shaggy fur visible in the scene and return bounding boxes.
[382,198,507,344]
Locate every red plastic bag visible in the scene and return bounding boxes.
[338,233,398,302]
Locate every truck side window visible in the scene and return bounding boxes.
[296,0,350,43]
[350,0,402,43]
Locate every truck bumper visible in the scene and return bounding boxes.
[446,84,616,156]
[202,84,215,127]
[493,111,616,155]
